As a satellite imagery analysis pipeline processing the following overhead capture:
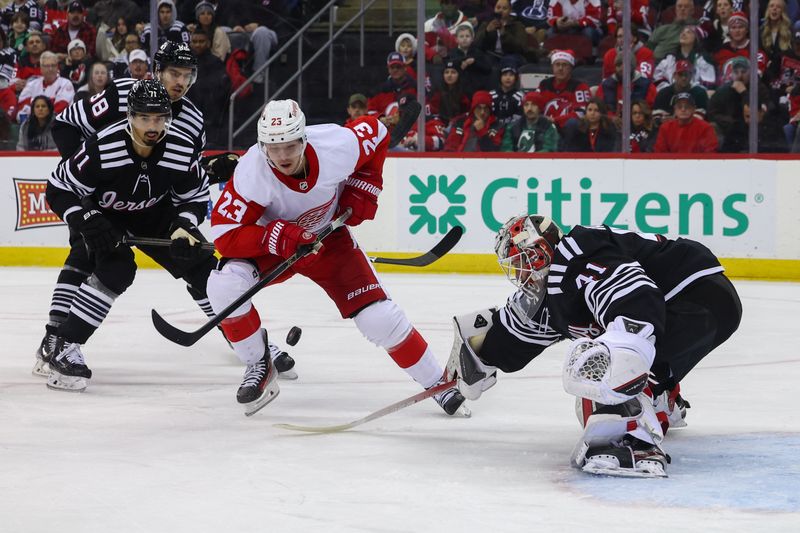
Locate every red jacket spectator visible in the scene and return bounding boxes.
[605,0,651,36]
[368,52,417,117]
[397,114,447,151]
[444,90,503,152]
[602,45,655,80]
[654,117,717,152]
[43,0,69,34]
[49,2,96,58]
[547,0,602,30]
[537,50,591,129]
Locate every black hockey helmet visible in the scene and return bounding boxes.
[153,41,198,86]
[128,79,172,116]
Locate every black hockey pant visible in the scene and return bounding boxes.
[648,272,742,395]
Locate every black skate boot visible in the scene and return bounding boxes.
[33,327,59,377]
[46,338,92,392]
[430,378,471,417]
[237,353,280,416]
[583,436,670,478]
[268,342,297,380]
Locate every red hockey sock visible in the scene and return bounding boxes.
[220,306,262,343]
[387,328,427,369]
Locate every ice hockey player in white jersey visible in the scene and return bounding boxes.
[206,99,468,417]
[446,214,742,477]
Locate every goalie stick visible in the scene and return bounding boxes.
[126,225,463,268]
[150,209,351,347]
[274,379,457,433]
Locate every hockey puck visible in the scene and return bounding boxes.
[286,326,302,346]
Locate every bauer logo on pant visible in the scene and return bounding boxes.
[13,178,64,230]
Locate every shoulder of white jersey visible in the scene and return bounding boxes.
[306,123,361,171]
[229,144,271,205]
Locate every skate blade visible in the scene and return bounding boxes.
[582,461,667,478]
[453,404,472,418]
[278,370,298,380]
[32,359,50,378]
[46,372,88,393]
[244,388,281,417]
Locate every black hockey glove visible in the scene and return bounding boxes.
[169,217,214,261]
[201,152,240,184]
[70,209,121,253]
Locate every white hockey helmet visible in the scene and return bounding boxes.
[258,99,306,146]
[495,214,563,297]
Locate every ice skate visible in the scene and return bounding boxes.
[268,342,297,380]
[430,378,471,417]
[46,339,92,393]
[582,436,670,478]
[237,353,280,416]
[32,330,59,377]
[653,384,691,430]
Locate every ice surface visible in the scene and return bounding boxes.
[1,267,798,532]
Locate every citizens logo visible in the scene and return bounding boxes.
[408,174,466,234]
[13,178,64,230]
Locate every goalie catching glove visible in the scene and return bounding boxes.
[169,216,213,261]
[262,219,323,268]
[445,308,499,401]
[562,316,656,405]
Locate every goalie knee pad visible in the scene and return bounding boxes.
[562,318,656,405]
[446,308,498,401]
[207,260,259,318]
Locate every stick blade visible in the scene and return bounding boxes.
[151,309,199,347]
[372,225,464,267]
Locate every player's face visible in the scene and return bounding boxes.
[130,112,170,146]
[159,66,195,100]
[552,60,571,82]
[265,140,305,174]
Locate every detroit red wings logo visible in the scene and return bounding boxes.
[294,195,337,231]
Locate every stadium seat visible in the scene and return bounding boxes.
[598,34,616,57]
[543,34,594,65]
[519,62,553,89]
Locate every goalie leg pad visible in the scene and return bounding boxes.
[445,308,498,401]
[570,393,665,469]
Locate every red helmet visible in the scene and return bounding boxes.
[494,214,563,296]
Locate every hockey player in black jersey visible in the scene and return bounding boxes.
[41,80,220,392]
[446,214,742,477]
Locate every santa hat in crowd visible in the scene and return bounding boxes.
[549,49,575,66]
[728,11,749,27]
[395,33,417,56]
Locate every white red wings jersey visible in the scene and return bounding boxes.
[210,116,388,258]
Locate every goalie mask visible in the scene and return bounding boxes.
[257,99,307,174]
[495,214,563,297]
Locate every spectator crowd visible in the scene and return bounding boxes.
[351,0,800,154]
[0,0,287,150]
[1,0,798,154]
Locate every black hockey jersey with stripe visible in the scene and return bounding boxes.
[496,225,724,356]
[46,119,210,227]
[53,77,206,158]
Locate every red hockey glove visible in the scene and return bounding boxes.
[263,219,323,268]
[337,177,380,226]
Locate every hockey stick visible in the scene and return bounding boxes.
[368,225,463,267]
[150,209,351,347]
[128,225,463,267]
[274,379,456,433]
[123,236,216,250]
